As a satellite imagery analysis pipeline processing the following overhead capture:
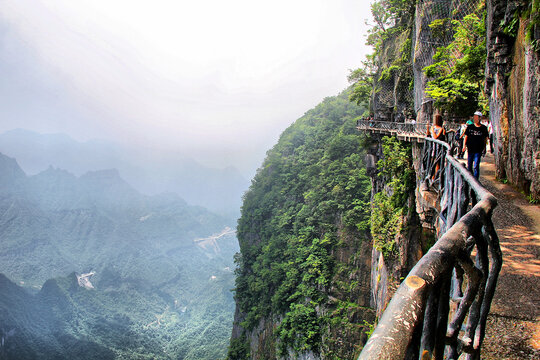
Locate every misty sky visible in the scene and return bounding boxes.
[0,0,373,176]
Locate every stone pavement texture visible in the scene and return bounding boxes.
[476,153,540,360]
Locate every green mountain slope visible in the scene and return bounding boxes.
[228,90,375,359]
[0,273,116,360]
[0,153,238,359]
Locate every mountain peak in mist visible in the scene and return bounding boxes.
[0,152,26,186]
[79,168,139,200]
[38,165,77,179]
[0,129,249,218]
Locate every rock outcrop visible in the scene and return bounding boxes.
[485,0,540,200]
[366,138,436,319]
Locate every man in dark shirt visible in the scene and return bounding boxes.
[462,111,489,179]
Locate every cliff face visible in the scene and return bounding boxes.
[229,1,540,358]
[365,138,436,319]
[227,92,375,359]
[486,0,540,200]
[228,117,438,359]
[371,7,416,121]
[372,28,414,121]
[232,233,375,360]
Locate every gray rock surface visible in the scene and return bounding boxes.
[486,0,540,200]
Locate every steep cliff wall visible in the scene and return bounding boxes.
[365,136,436,319]
[486,0,540,200]
[227,97,437,360]
[372,29,414,121]
[227,92,375,360]
[412,0,454,122]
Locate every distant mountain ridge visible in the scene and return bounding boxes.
[0,151,228,285]
[0,128,249,218]
[0,152,26,187]
[0,152,238,359]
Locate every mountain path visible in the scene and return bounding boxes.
[476,153,540,360]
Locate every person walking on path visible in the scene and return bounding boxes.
[462,111,489,179]
[426,114,447,181]
[426,113,446,141]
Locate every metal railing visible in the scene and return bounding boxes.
[356,119,461,138]
[357,120,502,360]
[357,119,430,136]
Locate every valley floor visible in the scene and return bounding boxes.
[476,153,540,360]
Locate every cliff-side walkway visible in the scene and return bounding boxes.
[358,121,503,360]
[479,154,540,360]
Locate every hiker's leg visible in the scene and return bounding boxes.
[473,152,482,179]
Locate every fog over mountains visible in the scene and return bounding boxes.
[0,151,239,359]
[0,129,249,219]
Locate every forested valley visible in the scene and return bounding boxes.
[0,152,238,359]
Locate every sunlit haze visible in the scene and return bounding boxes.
[0,0,372,176]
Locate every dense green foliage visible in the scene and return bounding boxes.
[0,154,237,359]
[348,62,375,109]
[229,90,372,357]
[349,0,415,114]
[423,3,488,116]
[227,337,251,359]
[0,271,235,360]
[370,137,415,258]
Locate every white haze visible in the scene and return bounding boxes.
[0,0,372,177]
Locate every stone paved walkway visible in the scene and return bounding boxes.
[476,153,540,360]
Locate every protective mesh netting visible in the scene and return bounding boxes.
[413,0,484,116]
[373,0,484,121]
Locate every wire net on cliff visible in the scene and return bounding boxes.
[374,33,415,120]
[414,0,484,117]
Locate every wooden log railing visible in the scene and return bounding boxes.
[356,120,502,360]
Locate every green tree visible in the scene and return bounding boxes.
[423,6,488,116]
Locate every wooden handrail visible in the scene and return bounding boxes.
[357,120,501,360]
